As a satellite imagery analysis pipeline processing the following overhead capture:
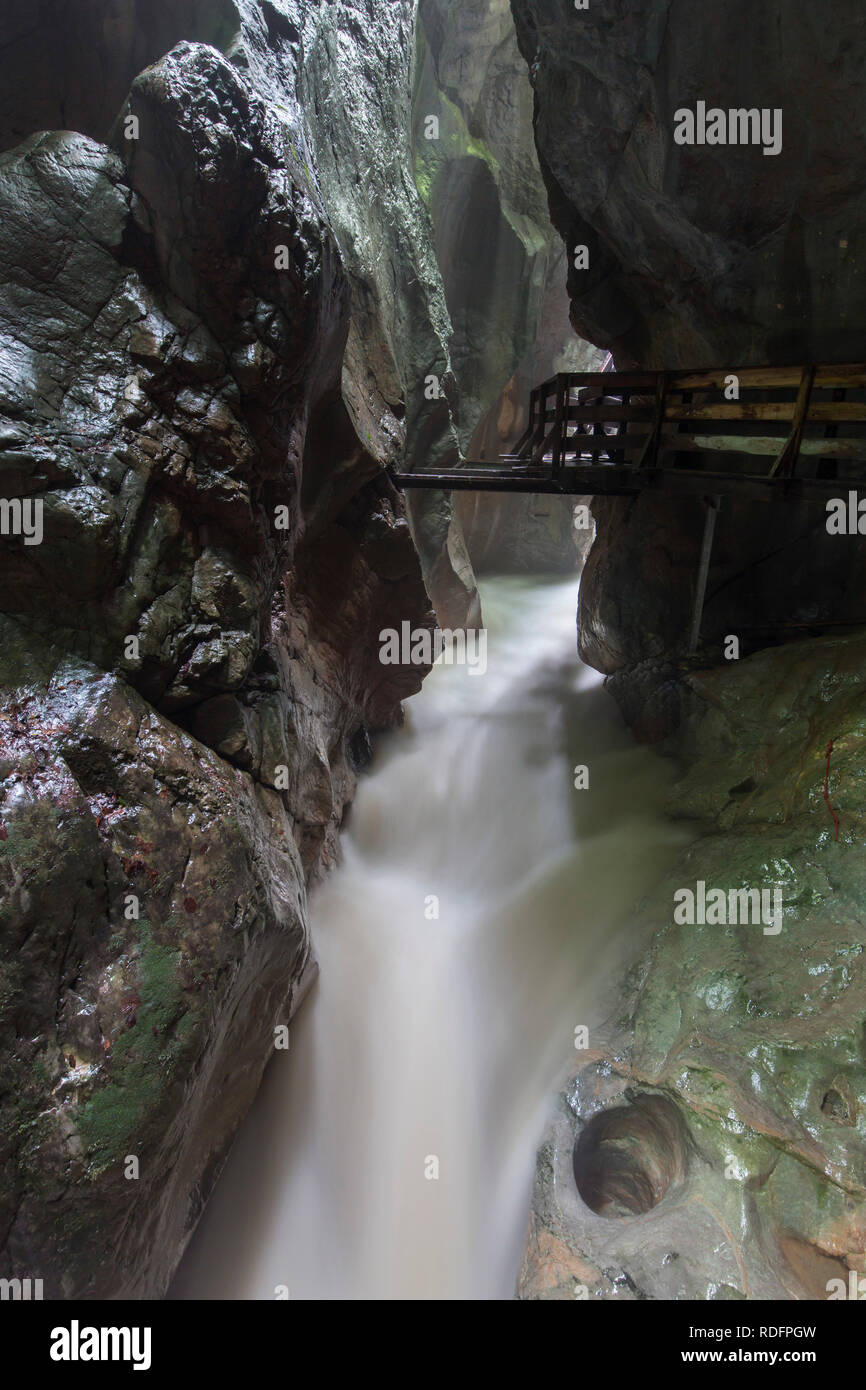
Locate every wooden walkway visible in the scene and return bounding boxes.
[391,364,866,500]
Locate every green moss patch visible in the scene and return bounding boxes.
[77,921,196,1175]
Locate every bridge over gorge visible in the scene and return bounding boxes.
[390,363,866,650]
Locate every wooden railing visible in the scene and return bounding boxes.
[505,364,866,480]
[389,364,866,652]
[390,363,866,501]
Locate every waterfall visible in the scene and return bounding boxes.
[171,576,687,1300]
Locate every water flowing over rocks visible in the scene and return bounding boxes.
[0,2,437,1297]
[2,0,864,1307]
[520,631,866,1297]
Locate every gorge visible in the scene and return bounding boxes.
[0,0,864,1308]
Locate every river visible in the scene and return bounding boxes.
[171,575,686,1300]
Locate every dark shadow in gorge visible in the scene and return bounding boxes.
[0,0,240,153]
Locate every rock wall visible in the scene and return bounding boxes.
[294,0,481,628]
[510,0,866,369]
[510,0,866,1300]
[511,0,866,673]
[0,2,436,1298]
[520,633,866,1300]
[415,0,604,574]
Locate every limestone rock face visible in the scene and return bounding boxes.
[521,632,866,1300]
[511,0,866,668]
[510,0,866,1301]
[0,0,240,157]
[510,0,866,369]
[290,0,480,627]
[0,8,433,1297]
[578,483,866,696]
[416,0,605,574]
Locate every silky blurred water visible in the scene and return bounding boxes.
[171,576,687,1300]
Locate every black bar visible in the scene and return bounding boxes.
[8,1296,854,1377]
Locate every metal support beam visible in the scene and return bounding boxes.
[390,465,854,501]
[688,494,721,654]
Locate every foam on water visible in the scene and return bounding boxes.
[172,576,687,1300]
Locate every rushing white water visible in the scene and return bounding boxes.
[171,576,687,1301]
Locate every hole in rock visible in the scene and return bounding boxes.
[347,724,373,774]
[573,1094,691,1218]
[821,1087,854,1125]
[729,776,757,795]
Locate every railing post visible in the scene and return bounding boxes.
[636,371,668,468]
[688,494,721,654]
[528,387,539,450]
[770,364,815,478]
[551,376,567,479]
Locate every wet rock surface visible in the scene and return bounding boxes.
[578,491,866,694]
[520,632,866,1299]
[507,9,866,1299]
[510,0,866,671]
[0,4,433,1297]
[417,0,604,574]
[296,0,481,627]
[508,0,866,1295]
[510,0,866,369]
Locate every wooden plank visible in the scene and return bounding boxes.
[790,364,818,475]
[547,404,654,422]
[659,432,784,455]
[565,420,652,436]
[807,401,866,422]
[508,395,537,460]
[657,365,866,393]
[671,366,803,391]
[665,401,866,429]
[561,438,647,458]
[815,365,866,389]
[636,371,669,469]
[549,405,657,423]
[563,365,866,395]
[616,388,633,455]
[532,421,560,466]
[665,401,796,422]
[657,432,866,459]
[528,387,551,453]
